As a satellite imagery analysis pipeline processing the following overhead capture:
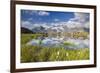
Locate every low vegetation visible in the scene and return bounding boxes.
[21,34,89,63]
[21,45,89,62]
[21,34,42,44]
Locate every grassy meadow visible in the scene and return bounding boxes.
[21,34,89,63]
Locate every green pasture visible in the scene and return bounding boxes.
[21,34,89,63]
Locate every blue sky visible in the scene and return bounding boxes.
[21,9,90,29]
[21,10,75,24]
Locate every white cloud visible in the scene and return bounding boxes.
[38,11,50,16]
[21,21,33,29]
[65,12,90,28]
[21,20,51,30]
[24,10,50,16]
[54,18,59,22]
[28,18,33,21]
[24,10,37,15]
[67,21,83,28]
[21,12,89,30]
[84,22,89,28]
[70,12,89,23]
[49,12,89,29]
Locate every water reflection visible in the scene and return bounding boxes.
[26,36,89,49]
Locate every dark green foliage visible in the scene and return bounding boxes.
[21,27,33,33]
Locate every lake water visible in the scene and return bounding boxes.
[26,37,89,50]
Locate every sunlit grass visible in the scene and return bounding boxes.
[21,33,42,44]
[21,45,89,63]
[63,41,76,46]
[21,34,89,63]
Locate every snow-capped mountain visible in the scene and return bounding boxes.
[21,21,89,33]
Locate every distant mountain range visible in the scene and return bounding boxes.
[21,27,33,33]
[21,23,89,34]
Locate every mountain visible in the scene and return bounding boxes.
[21,27,33,33]
[83,28,89,32]
[32,26,47,33]
[21,22,89,34]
